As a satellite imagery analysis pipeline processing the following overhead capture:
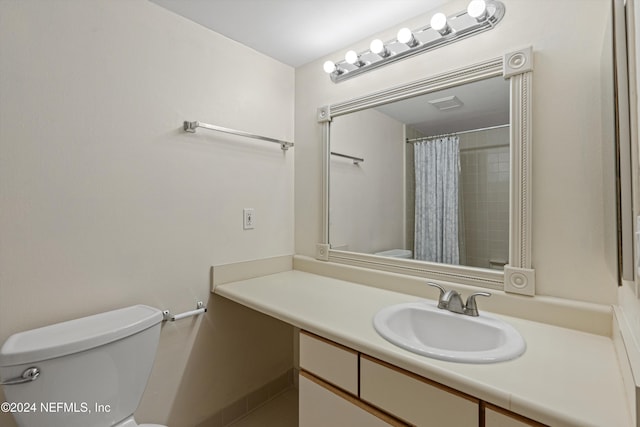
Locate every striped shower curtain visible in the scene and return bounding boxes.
[413,136,460,265]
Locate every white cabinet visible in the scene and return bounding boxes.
[360,355,479,427]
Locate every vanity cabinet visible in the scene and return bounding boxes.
[299,331,406,426]
[299,331,547,427]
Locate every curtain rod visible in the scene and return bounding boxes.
[405,124,509,143]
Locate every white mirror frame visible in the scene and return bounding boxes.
[317,47,535,295]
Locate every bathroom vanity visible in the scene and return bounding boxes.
[300,331,540,426]
[212,258,632,427]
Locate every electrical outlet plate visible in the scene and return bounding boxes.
[243,208,255,230]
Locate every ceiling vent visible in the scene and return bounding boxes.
[428,95,464,111]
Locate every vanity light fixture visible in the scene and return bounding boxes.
[323,0,505,83]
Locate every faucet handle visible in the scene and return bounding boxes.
[464,292,491,317]
[427,282,447,308]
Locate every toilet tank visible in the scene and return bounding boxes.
[0,305,163,427]
[374,249,413,259]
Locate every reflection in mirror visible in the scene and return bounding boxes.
[329,76,510,271]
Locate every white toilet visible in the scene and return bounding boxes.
[0,305,167,427]
[374,249,413,259]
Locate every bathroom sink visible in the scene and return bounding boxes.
[373,301,525,364]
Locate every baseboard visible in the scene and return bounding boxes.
[614,306,640,427]
[193,368,295,427]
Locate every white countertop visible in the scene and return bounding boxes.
[214,270,631,427]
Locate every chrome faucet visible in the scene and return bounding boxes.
[427,283,491,317]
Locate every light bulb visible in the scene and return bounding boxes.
[397,28,412,44]
[323,60,336,74]
[397,27,418,47]
[345,50,359,64]
[467,0,488,21]
[430,13,448,31]
[370,39,384,54]
[370,39,390,57]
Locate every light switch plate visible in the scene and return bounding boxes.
[243,208,255,230]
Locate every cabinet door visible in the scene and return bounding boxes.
[484,404,546,427]
[299,331,358,395]
[299,371,407,427]
[360,355,479,427]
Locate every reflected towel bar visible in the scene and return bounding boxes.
[331,151,364,165]
[163,301,207,322]
[183,121,294,151]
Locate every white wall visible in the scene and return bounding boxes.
[330,108,405,253]
[0,1,294,426]
[295,0,618,305]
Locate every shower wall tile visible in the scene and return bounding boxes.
[459,127,509,269]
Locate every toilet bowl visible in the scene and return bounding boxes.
[0,305,167,427]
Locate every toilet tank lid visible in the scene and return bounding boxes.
[0,305,163,367]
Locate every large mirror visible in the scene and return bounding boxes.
[330,76,509,270]
[319,50,535,292]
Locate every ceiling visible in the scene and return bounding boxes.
[149,0,450,67]
[149,0,506,133]
[375,76,510,135]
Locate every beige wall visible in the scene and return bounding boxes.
[0,0,628,425]
[0,1,294,426]
[329,108,405,253]
[295,0,618,305]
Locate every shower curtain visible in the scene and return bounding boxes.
[413,136,460,264]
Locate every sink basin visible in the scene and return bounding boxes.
[373,301,526,364]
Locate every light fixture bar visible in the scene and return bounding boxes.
[326,0,505,83]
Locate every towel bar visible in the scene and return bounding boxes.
[163,301,207,321]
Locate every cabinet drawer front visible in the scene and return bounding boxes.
[360,356,479,427]
[299,331,358,395]
[300,372,406,427]
[484,405,547,427]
